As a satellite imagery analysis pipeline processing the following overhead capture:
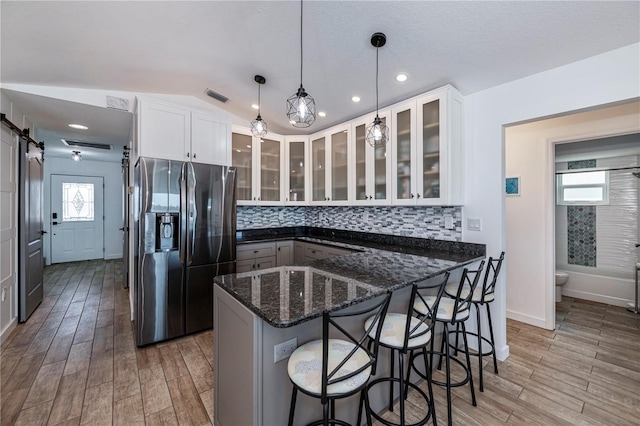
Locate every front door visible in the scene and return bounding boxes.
[50,175,104,264]
[18,140,44,322]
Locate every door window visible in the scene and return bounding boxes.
[62,182,95,221]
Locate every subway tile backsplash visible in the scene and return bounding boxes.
[236,205,462,241]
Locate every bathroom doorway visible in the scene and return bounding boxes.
[505,101,640,330]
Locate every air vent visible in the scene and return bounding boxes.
[205,88,229,103]
[61,139,112,150]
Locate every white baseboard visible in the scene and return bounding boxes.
[562,288,632,308]
[105,254,123,261]
[496,344,509,361]
[506,309,549,329]
[0,317,17,345]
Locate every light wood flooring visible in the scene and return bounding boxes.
[2,260,640,425]
[377,296,640,426]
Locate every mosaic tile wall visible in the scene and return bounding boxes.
[567,159,597,267]
[236,205,463,241]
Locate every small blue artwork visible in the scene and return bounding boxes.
[505,177,520,196]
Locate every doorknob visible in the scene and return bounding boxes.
[40,230,47,235]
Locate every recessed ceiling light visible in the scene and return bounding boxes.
[351,96,361,103]
[68,123,88,130]
[251,104,259,110]
[395,73,408,82]
[318,112,326,117]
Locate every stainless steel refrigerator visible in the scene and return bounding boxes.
[133,157,236,346]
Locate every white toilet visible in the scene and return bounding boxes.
[555,271,569,302]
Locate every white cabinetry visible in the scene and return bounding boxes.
[310,125,351,205]
[284,136,309,205]
[350,110,392,204]
[391,86,463,206]
[135,97,231,166]
[232,126,285,206]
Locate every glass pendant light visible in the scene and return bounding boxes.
[286,0,316,128]
[365,32,390,148]
[71,150,82,161]
[250,75,268,137]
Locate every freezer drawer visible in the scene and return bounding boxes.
[186,261,236,334]
[136,251,185,346]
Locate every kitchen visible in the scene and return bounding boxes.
[1,1,639,425]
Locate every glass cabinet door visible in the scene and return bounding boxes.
[354,124,367,201]
[232,132,253,201]
[395,108,413,200]
[288,141,305,202]
[373,116,388,200]
[421,99,440,199]
[260,138,281,202]
[311,137,326,202]
[331,130,348,202]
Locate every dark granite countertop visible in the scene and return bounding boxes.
[215,227,485,328]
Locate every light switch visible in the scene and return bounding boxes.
[467,218,482,231]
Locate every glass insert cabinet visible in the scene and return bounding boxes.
[231,85,463,207]
[232,126,284,205]
[310,125,351,205]
[351,110,391,204]
[391,87,463,205]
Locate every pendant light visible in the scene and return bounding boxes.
[286,0,316,128]
[250,75,268,137]
[71,150,82,161]
[365,32,390,148]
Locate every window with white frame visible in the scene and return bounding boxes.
[556,170,609,205]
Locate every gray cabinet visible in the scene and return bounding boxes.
[237,241,277,272]
[276,240,294,266]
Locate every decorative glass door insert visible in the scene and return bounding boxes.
[62,182,95,221]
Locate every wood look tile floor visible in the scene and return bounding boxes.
[1,260,214,426]
[1,260,639,425]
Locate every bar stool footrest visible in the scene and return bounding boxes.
[366,377,433,426]
[446,330,495,358]
[418,350,472,388]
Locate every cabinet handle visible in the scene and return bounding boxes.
[311,250,316,254]
[327,197,331,201]
[417,193,421,198]
[278,247,281,252]
[257,264,260,268]
[253,196,256,201]
[254,250,259,253]
[193,153,197,159]
[258,197,261,201]
[411,193,415,198]
[187,152,190,158]
[286,197,288,202]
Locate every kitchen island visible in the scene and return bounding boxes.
[214,229,485,425]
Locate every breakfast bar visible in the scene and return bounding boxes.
[213,230,485,425]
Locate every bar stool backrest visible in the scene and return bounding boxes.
[451,261,485,322]
[479,252,505,303]
[406,272,450,351]
[321,291,392,401]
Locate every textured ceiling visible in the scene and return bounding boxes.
[1,1,639,143]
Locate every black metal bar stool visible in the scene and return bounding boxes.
[409,262,485,426]
[361,272,449,426]
[287,291,392,426]
[445,252,504,392]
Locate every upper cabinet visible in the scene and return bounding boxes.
[284,136,309,204]
[232,126,285,205]
[135,97,231,166]
[350,110,392,205]
[391,86,463,205]
[310,125,351,205]
[229,84,463,207]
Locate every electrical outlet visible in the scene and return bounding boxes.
[274,337,297,363]
[444,216,454,229]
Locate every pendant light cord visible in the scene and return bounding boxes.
[300,0,304,87]
[257,83,261,116]
[375,42,379,115]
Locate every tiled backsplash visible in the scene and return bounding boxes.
[567,159,597,267]
[237,205,462,241]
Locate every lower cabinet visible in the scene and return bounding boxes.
[239,240,354,271]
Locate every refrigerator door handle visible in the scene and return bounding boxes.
[188,162,197,266]
[180,162,188,265]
